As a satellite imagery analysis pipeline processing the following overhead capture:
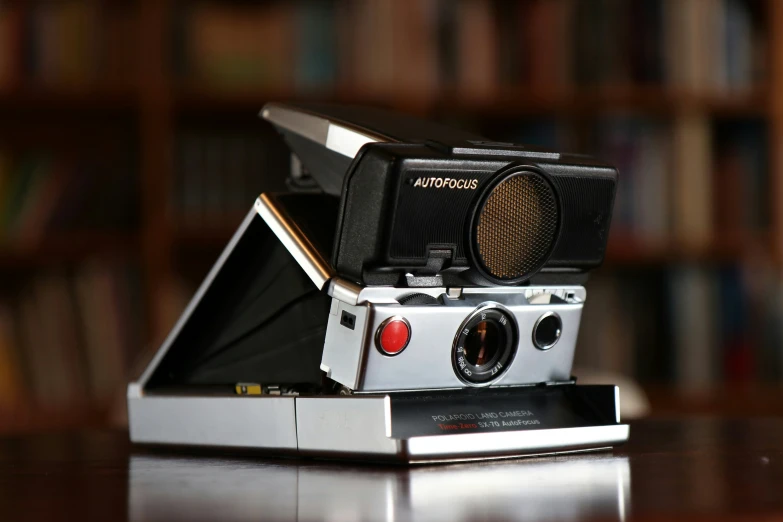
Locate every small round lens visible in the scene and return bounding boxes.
[533,313,562,350]
[463,320,501,367]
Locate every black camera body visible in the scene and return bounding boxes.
[335,141,617,287]
[268,103,618,288]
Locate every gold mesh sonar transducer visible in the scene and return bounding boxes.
[473,171,559,282]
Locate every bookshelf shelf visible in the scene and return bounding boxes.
[604,234,772,265]
[0,402,112,435]
[171,85,769,118]
[173,221,244,248]
[645,385,783,417]
[0,86,138,113]
[174,85,344,112]
[562,86,768,115]
[433,86,770,117]
[0,232,141,269]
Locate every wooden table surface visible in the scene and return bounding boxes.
[0,417,781,521]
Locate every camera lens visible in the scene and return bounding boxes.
[463,320,501,366]
[532,312,562,350]
[453,306,517,385]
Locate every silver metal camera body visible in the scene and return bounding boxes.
[323,285,585,393]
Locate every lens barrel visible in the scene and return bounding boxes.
[452,305,517,385]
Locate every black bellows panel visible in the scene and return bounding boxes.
[146,215,332,390]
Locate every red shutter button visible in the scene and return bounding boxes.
[376,316,411,356]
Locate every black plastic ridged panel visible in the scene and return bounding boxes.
[474,173,558,280]
[389,170,492,261]
[547,175,616,265]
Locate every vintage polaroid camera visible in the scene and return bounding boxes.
[128,103,629,462]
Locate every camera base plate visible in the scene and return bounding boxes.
[128,383,628,463]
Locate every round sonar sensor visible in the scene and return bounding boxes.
[452,306,518,385]
[472,170,559,284]
[376,316,411,356]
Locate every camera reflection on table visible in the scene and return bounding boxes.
[128,452,630,522]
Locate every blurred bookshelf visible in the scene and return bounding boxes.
[2,0,783,432]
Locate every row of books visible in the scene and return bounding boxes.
[577,262,783,387]
[172,128,288,226]
[0,2,136,89]
[172,0,766,95]
[0,150,139,245]
[583,114,767,248]
[593,117,672,243]
[496,114,768,248]
[576,0,765,91]
[0,262,143,411]
[712,119,769,234]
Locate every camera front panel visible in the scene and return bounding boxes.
[322,287,583,392]
[390,162,562,285]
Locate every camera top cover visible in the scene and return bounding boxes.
[262,103,618,288]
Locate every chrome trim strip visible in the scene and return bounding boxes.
[254,194,335,290]
[325,122,380,158]
[406,446,613,465]
[328,278,363,305]
[261,104,329,144]
[383,396,393,438]
[353,285,586,305]
[404,424,630,460]
[261,103,388,159]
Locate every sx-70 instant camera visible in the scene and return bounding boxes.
[128,103,629,462]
